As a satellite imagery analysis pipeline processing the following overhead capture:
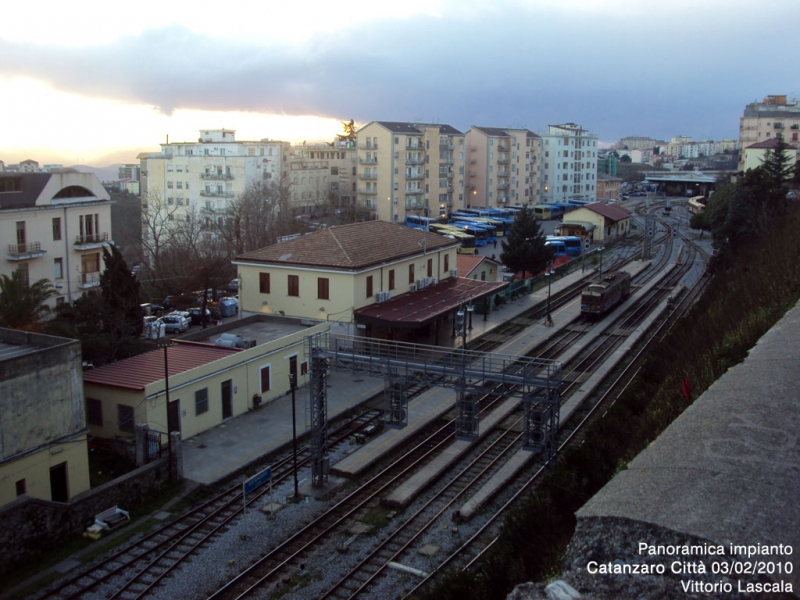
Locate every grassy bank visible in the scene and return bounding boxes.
[415,206,800,600]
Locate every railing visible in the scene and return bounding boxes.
[80,271,101,287]
[405,188,424,195]
[75,232,108,246]
[405,172,424,180]
[359,172,378,180]
[201,173,234,180]
[359,143,378,150]
[7,241,43,256]
[405,157,425,165]
[358,188,378,195]
[200,190,234,197]
[359,157,378,164]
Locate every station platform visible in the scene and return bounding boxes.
[181,257,644,487]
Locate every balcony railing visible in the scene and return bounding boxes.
[75,232,109,246]
[439,142,454,150]
[359,143,378,150]
[358,188,378,195]
[359,172,378,180]
[359,157,378,164]
[405,188,424,195]
[497,156,510,164]
[7,242,46,259]
[497,144,511,152]
[405,157,425,165]
[200,190,235,198]
[201,173,234,180]
[80,271,101,288]
[405,172,424,180]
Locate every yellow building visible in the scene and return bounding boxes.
[0,329,90,507]
[738,95,800,171]
[561,202,632,242]
[83,316,328,441]
[355,121,466,221]
[740,138,798,173]
[235,221,507,344]
[465,127,542,209]
[0,171,113,307]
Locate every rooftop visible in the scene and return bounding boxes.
[235,221,457,271]
[582,202,632,223]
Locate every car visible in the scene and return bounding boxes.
[188,307,212,326]
[161,313,190,334]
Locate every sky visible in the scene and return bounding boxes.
[1,0,799,166]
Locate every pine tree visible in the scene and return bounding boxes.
[99,245,144,360]
[499,207,553,278]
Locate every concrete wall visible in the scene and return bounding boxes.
[0,455,174,580]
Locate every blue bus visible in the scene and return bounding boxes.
[404,215,437,230]
[547,235,582,257]
[450,212,508,236]
[447,222,489,246]
[545,239,567,257]
[450,220,496,243]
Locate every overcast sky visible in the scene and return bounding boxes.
[2,0,799,165]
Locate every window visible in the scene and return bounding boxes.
[118,404,135,433]
[16,479,26,497]
[176,181,183,189]
[17,263,29,288]
[86,397,102,426]
[389,269,395,290]
[318,277,330,300]
[366,275,374,298]
[288,275,299,297]
[427,258,433,277]
[195,388,209,415]
[54,258,63,279]
[444,254,449,272]
[409,263,415,284]
[331,167,339,175]
[260,365,271,393]
[167,181,174,189]
[52,217,61,241]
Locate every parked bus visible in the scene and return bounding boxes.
[533,203,566,220]
[441,230,478,254]
[450,212,508,236]
[404,215,437,230]
[446,222,490,246]
[544,239,567,257]
[546,235,583,257]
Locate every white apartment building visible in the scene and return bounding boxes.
[539,123,599,203]
[464,127,542,209]
[355,122,465,221]
[286,142,357,214]
[139,130,290,227]
[738,95,800,171]
[0,171,113,306]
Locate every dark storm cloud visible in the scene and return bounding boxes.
[2,3,799,141]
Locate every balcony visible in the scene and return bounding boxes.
[405,157,425,165]
[201,173,234,180]
[439,142,454,150]
[405,172,424,180]
[358,188,378,195]
[497,156,510,164]
[359,157,378,164]
[74,232,109,250]
[80,271,101,289]
[7,241,46,261]
[359,172,378,180]
[497,143,511,152]
[359,142,378,150]
[200,189,235,198]
[405,188,424,196]
[496,183,509,191]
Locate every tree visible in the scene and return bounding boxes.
[619,154,632,163]
[0,270,57,331]
[99,245,144,360]
[499,207,553,279]
[337,119,357,142]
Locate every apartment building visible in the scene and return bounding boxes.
[0,171,113,306]
[464,127,542,209]
[617,136,666,150]
[539,123,599,203]
[286,141,357,214]
[139,129,290,227]
[738,95,800,171]
[355,122,465,221]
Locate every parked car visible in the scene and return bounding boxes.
[161,313,190,334]
[188,307,212,326]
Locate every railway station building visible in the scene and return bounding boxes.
[560,202,632,242]
[234,221,508,345]
[82,315,328,441]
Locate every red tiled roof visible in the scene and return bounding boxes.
[456,254,500,278]
[583,202,632,222]
[746,138,798,150]
[354,277,507,328]
[236,221,457,271]
[83,343,240,390]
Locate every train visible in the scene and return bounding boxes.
[688,196,707,215]
[580,271,631,317]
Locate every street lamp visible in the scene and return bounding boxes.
[545,264,554,327]
[289,374,299,500]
